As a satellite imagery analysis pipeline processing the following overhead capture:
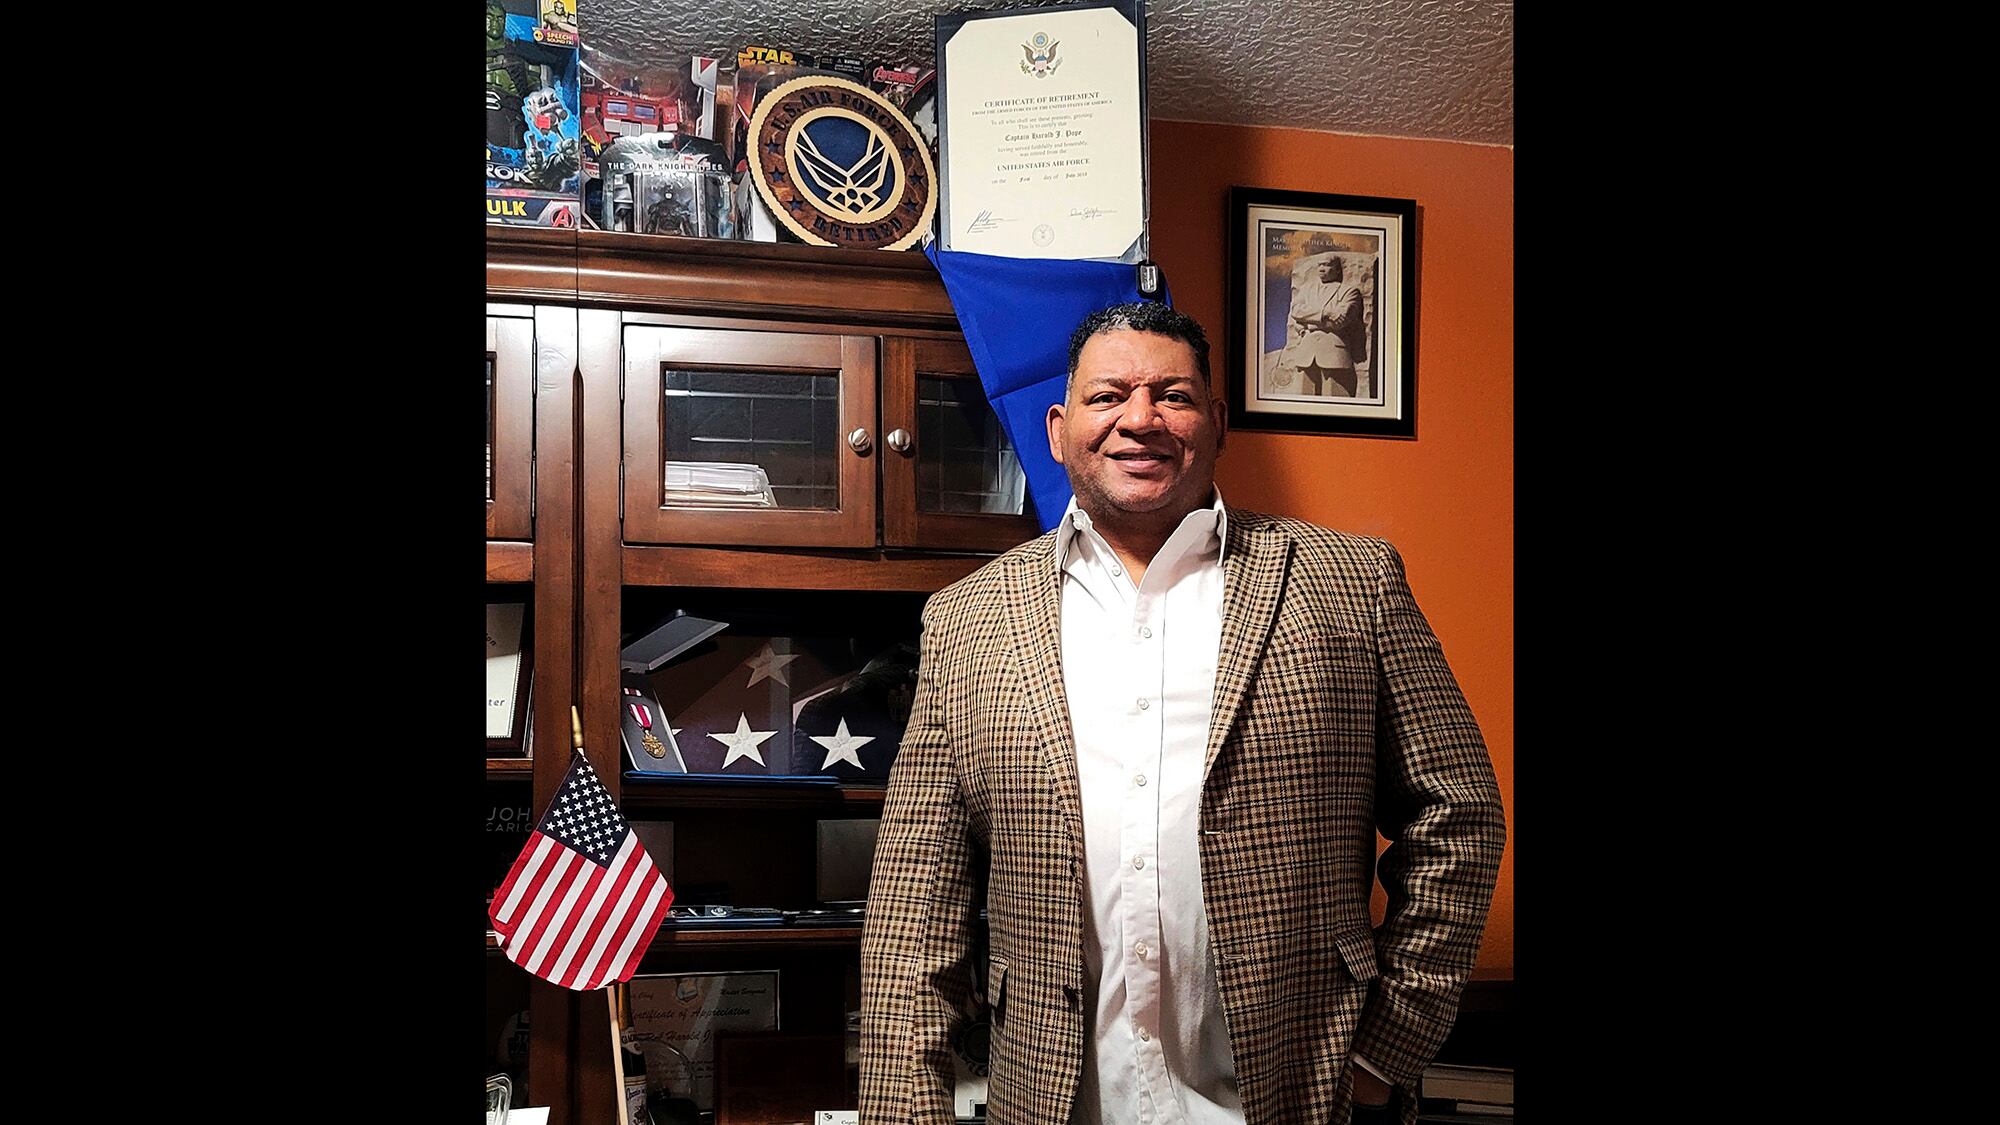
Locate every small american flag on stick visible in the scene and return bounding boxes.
[489,709,673,989]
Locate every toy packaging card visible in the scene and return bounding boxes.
[580,44,718,152]
[485,0,582,224]
[596,133,735,237]
[579,43,726,231]
[729,46,823,171]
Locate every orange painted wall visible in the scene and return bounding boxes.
[1150,121,1514,976]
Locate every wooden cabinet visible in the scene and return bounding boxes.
[490,225,1033,1125]
[622,323,881,548]
[882,336,1038,553]
[618,321,1039,552]
[577,228,1037,556]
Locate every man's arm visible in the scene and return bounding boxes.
[859,606,984,1123]
[1351,540,1507,1087]
[1321,285,1364,336]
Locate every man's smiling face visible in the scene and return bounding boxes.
[1047,328,1227,523]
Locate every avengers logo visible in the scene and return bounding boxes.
[747,75,936,251]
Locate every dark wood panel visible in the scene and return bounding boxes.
[573,229,959,329]
[486,757,535,779]
[487,226,580,302]
[488,316,536,539]
[646,925,863,948]
[524,304,586,1125]
[486,541,533,583]
[621,546,990,591]
[621,781,886,812]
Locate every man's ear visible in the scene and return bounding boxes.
[1046,402,1068,465]
[1213,395,1228,454]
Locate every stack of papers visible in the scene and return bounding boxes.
[663,461,778,508]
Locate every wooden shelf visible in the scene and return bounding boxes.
[648,925,862,949]
[484,225,579,304]
[621,779,886,812]
[486,541,533,583]
[487,758,535,780]
[622,544,989,592]
[486,226,962,332]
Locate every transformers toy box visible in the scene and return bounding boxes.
[485,0,582,225]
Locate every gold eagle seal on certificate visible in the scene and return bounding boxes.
[748,75,938,251]
[1020,32,1061,78]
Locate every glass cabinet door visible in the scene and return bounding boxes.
[487,309,535,541]
[880,337,1040,552]
[622,324,878,548]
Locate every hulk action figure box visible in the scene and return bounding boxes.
[486,0,583,227]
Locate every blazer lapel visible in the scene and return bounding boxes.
[1204,511,1294,783]
[1002,538,1085,840]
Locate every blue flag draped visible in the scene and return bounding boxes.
[924,244,1172,533]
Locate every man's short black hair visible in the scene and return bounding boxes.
[1064,301,1213,396]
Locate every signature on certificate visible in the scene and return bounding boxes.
[1068,207,1115,221]
[967,210,1011,233]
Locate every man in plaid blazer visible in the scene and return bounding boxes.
[860,303,1505,1125]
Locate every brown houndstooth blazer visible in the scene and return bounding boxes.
[860,507,1505,1125]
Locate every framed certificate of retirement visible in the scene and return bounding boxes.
[935,0,1149,262]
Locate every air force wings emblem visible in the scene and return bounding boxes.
[747,75,938,251]
[1021,31,1061,78]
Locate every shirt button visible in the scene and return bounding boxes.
[1135,941,1148,958]
[1109,563,1121,575]
[1138,1029,1151,1042]
[1137,698,1150,710]
[1133,856,1146,870]
[1139,626,1153,639]
[1134,774,1147,787]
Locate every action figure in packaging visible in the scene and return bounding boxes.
[485,0,583,225]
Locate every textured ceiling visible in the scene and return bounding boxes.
[588,0,1514,146]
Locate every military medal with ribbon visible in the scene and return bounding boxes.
[628,701,669,759]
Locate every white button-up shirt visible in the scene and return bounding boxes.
[1057,494,1239,1125]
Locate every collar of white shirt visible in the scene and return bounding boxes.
[1051,489,1229,575]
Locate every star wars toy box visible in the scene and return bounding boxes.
[485,0,584,227]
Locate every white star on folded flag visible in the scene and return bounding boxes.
[488,751,674,990]
[742,642,801,688]
[711,712,777,767]
[809,717,875,770]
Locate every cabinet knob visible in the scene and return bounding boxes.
[847,427,873,454]
[887,428,914,455]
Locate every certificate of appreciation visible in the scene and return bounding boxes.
[936,0,1148,262]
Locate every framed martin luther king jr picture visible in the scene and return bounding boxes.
[1227,188,1418,437]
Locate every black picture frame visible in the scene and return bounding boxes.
[1227,187,1419,437]
[486,601,534,756]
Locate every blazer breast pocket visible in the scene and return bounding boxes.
[1243,631,1373,734]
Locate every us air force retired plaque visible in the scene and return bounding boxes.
[747,75,938,251]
